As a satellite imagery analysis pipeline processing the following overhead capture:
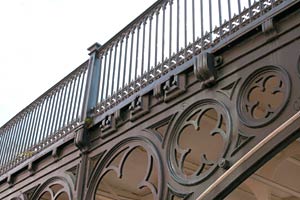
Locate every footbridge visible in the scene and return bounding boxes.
[1,0,300,199]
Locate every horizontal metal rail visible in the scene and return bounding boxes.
[0,61,88,175]
[91,0,286,115]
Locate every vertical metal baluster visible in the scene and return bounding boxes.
[228,0,232,32]
[104,50,111,100]
[16,114,25,157]
[3,128,11,166]
[59,85,68,133]
[154,8,159,77]
[1,130,7,166]
[16,116,26,155]
[95,56,103,106]
[39,100,48,145]
[19,113,29,156]
[43,94,52,136]
[1,128,9,166]
[23,110,34,154]
[192,0,195,54]
[45,93,56,137]
[53,88,63,133]
[67,78,77,125]
[9,124,17,165]
[7,124,16,165]
[148,13,153,78]
[28,104,39,148]
[161,3,166,73]
[101,50,108,102]
[16,120,24,159]
[169,0,173,67]
[4,126,11,166]
[40,97,50,142]
[11,123,18,164]
[13,119,22,162]
[0,132,2,166]
[57,85,67,132]
[62,81,72,127]
[38,99,47,142]
[13,122,21,163]
[72,73,82,122]
[141,20,146,80]
[111,42,118,96]
[184,0,187,60]
[176,0,180,63]
[6,126,12,165]
[53,90,61,132]
[0,132,4,165]
[136,23,142,81]
[200,0,204,50]
[218,0,223,38]
[106,47,113,99]
[117,38,123,93]
[15,120,23,160]
[8,124,15,166]
[49,93,59,143]
[0,130,4,166]
[12,122,20,162]
[42,96,52,139]
[77,69,87,121]
[3,126,13,166]
[1,130,6,166]
[209,0,213,44]
[9,123,19,164]
[0,134,3,166]
[248,0,253,21]
[129,29,135,84]
[49,90,59,135]
[23,107,33,150]
[66,79,76,126]
[31,104,41,147]
[1,129,9,166]
[29,106,37,149]
[74,72,84,120]
[123,34,129,89]
[32,102,42,148]
[238,0,242,26]
[9,122,19,165]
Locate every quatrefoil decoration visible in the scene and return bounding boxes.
[237,66,290,127]
[167,99,231,186]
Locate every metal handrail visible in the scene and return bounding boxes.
[0,0,294,176]
[0,60,89,174]
[90,0,286,116]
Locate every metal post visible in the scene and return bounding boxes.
[83,42,102,118]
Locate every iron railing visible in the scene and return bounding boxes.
[91,0,286,115]
[0,0,294,176]
[0,61,88,174]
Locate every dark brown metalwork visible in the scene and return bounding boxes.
[0,0,300,200]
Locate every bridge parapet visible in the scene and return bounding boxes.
[0,61,88,176]
[0,0,297,181]
[85,0,297,122]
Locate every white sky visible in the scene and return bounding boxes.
[0,0,157,127]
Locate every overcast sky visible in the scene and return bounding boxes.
[0,0,157,127]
